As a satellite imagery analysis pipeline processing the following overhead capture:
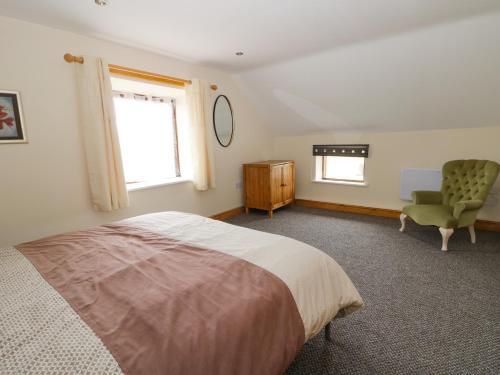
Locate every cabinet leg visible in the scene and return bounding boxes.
[245,207,249,214]
[268,210,273,219]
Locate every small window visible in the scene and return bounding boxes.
[313,144,368,185]
[322,156,365,183]
[113,93,180,185]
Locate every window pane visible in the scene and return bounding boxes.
[113,97,178,183]
[324,156,364,182]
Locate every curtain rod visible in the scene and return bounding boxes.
[63,53,218,91]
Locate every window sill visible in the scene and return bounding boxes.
[127,177,191,192]
[312,179,368,187]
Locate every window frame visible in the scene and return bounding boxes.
[320,155,366,184]
[112,90,182,187]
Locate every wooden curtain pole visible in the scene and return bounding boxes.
[63,53,218,91]
[64,53,84,64]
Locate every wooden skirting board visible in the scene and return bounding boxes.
[210,207,244,221]
[295,199,500,232]
[295,199,401,219]
[209,200,500,232]
[475,219,500,232]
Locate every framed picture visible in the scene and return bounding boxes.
[0,91,27,143]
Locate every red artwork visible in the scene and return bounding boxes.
[0,105,14,130]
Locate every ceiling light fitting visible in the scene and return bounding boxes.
[235,52,244,56]
[95,0,107,6]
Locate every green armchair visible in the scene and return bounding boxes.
[400,160,499,251]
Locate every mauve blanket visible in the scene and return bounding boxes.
[16,223,304,375]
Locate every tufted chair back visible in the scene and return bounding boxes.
[441,160,499,207]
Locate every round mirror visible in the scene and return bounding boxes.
[213,95,234,147]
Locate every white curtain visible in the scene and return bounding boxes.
[75,56,129,211]
[186,79,216,190]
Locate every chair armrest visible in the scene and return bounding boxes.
[453,200,483,219]
[411,191,443,205]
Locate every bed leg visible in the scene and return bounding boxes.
[325,322,332,342]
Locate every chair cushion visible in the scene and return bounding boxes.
[402,204,458,228]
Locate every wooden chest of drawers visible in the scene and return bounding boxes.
[243,160,295,218]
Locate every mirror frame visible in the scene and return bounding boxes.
[212,95,234,147]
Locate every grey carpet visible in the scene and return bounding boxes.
[226,206,500,375]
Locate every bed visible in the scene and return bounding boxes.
[0,211,363,375]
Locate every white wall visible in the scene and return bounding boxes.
[272,126,500,221]
[0,16,271,246]
[2,14,499,246]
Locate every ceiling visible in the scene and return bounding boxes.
[236,10,500,134]
[1,0,500,71]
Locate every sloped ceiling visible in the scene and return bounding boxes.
[235,11,500,134]
[1,1,500,134]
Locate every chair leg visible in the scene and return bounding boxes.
[439,227,454,251]
[399,214,407,232]
[468,225,476,244]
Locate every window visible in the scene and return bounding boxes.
[313,144,368,185]
[322,156,365,182]
[111,77,191,190]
